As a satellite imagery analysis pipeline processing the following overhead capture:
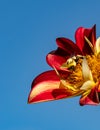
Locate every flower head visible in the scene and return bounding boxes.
[28,25,100,106]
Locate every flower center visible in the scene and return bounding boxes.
[61,54,100,89]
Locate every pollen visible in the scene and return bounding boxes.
[86,55,100,82]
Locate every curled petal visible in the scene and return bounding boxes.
[75,25,96,55]
[80,80,95,90]
[28,70,68,104]
[82,58,93,81]
[56,37,82,55]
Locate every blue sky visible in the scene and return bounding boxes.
[1,0,100,130]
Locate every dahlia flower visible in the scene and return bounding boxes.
[28,25,100,106]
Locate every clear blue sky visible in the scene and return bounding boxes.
[1,0,100,130]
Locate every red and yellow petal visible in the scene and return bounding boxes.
[75,25,96,55]
[28,70,68,104]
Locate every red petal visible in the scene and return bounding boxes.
[56,38,82,55]
[80,82,100,106]
[46,48,69,70]
[91,24,96,46]
[28,70,68,104]
[80,96,99,106]
[75,25,96,55]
